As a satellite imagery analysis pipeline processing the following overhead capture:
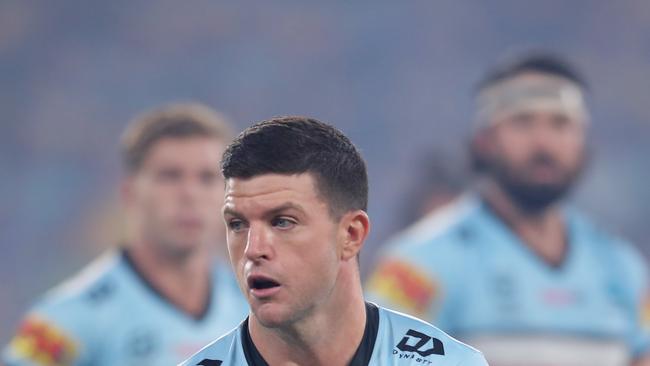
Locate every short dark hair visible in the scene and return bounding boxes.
[121,103,232,173]
[476,52,588,93]
[221,116,368,218]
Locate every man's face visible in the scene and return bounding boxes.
[480,75,587,211]
[223,173,342,328]
[125,137,225,258]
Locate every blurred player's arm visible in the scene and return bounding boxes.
[3,309,91,366]
[364,235,466,330]
[366,255,439,318]
[632,355,650,366]
[617,242,650,366]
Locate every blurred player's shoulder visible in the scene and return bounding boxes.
[388,194,480,253]
[569,208,648,286]
[3,250,125,366]
[19,249,127,338]
[401,194,477,242]
[36,250,126,313]
[178,325,243,366]
[365,196,484,320]
[374,304,488,365]
[377,194,483,270]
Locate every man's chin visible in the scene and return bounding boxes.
[505,183,570,213]
[489,159,583,213]
[161,240,203,260]
[252,304,290,328]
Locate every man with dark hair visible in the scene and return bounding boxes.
[366,53,650,365]
[3,103,248,365]
[181,116,487,365]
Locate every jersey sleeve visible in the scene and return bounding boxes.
[365,229,469,331]
[615,241,650,359]
[177,330,242,366]
[457,350,489,366]
[3,297,96,366]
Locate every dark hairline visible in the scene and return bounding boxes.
[224,171,354,221]
[475,54,588,95]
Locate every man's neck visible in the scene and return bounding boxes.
[250,267,367,366]
[481,181,568,267]
[125,241,211,319]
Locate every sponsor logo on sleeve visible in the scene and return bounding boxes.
[393,329,445,365]
[367,260,438,317]
[8,316,78,365]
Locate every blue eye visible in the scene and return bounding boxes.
[272,217,296,229]
[228,219,246,232]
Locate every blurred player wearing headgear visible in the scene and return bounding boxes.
[3,103,248,365]
[180,116,487,365]
[366,53,650,366]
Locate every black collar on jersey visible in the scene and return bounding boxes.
[120,248,213,322]
[241,302,379,366]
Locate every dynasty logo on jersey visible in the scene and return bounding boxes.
[8,315,78,366]
[393,329,446,365]
[366,260,438,317]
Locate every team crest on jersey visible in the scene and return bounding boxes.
[367,260,438,317]
[8,315,77,365]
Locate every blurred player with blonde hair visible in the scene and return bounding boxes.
[4,103,248,365]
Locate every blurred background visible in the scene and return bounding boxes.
[2,0,649,345]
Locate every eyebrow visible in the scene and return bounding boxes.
[222,202,307,219]
[265,202,306,218]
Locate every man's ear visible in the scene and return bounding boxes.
[338,210,370,261]
[469,128,496,173]
[471,128,494,156]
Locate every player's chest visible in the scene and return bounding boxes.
[98,296,247,366]
[98,320,222,365]
[458,242,629,334]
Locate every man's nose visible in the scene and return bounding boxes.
[244,224,273,262]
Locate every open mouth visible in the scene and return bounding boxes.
[248,276,281,291]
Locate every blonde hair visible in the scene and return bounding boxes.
[120,102,232,173]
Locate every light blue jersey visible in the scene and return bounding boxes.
[366,195,650,365]
[3,249,249,366]
[180,302,487,365]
